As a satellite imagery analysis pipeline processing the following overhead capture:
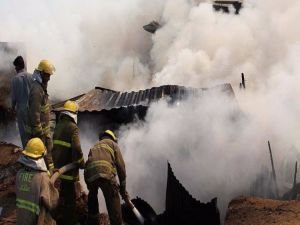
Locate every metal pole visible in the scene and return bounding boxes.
[268,141,279,198]
[294,161,298,189]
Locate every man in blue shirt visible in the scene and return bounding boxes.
[11,56,33,148]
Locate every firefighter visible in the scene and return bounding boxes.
[28,60,55,172]
[16,137,59,225]
[11,56,33,148]
[84,130,129,225]
[52,100,84,225]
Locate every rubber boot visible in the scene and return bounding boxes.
[86,213,100,225]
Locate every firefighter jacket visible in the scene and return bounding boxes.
[16,155,59,225]
[52,113,84,181]
[84,138,126,188]
[28,72,53,170]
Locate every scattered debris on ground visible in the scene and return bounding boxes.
[225,196,300,225]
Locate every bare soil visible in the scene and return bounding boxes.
[225,196,300,225]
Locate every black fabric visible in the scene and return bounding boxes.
[60,180,76,225]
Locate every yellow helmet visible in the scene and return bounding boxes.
[63,100,79,113]
[37,59,56,75]
[23,138,46,159]
[104,130,117,141]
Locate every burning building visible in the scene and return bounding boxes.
[52,83,237,133]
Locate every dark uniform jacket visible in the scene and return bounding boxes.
[16,156,59,225]
[52,114,84,181]
[28,79,53,169]
[84,138,126,187]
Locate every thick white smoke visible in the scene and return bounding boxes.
[1,0,300,222]
[119,0,300,219]
[0,0,164,99]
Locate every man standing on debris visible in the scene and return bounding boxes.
[16,137,59,225]
[11,56,33,148]
[84,130,128,225]
[52,100,84,225]
[27,59,55,173]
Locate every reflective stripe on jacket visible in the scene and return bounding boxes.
[16,167,59,225]
[84,138,126,185]
[28,80,53,168]
[52,115,84,181]
[28,81,51,138]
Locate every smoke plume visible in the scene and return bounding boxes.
[1,0,300,221]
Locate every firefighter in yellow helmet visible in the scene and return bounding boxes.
[27,60,55,172]
[84,130,128,225]
[52,100,84,225]
[16,138,59,225]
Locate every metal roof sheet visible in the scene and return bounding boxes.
[52,83,235,113]
[165,162,221,225]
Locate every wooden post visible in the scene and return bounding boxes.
[268,141,279,198]
[241,73,246,89]
[293,161,298,189]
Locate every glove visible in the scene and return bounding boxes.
[54,177,61,189]
[119,185,129,201]
[49,168,54,176]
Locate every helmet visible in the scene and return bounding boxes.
[23,138,46,159]
[104,130,117,141]
[63,100,79,113]
[37,59,56,75]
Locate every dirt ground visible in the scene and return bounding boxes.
[225,196,300,225]
[0,142,20,225]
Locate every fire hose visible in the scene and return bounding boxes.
[50,162,78,184]
[50,163,145,225]
[124,195,145,225]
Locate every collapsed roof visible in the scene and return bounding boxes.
[52,83,235,113]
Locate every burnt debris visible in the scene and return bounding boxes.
[143,21,161,34]
[122,163,221,225]
[213,1,243,14]
[161,163,220,225]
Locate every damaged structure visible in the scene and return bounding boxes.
[143,21,161,34]
[52,83,236,132]
[122,163,220,225]
[212,0,243,14]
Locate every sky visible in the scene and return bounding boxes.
[1,0,300,221]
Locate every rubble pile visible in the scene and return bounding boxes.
[0,142,21,225]
[225,196,300,225]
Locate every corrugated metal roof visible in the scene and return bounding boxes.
[52,84,234,113]
[165,162,221,225]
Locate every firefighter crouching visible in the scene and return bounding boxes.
[27,59,55,173]
[84,130,129,225]
[52,100,84,225]
[16,138,59,225]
